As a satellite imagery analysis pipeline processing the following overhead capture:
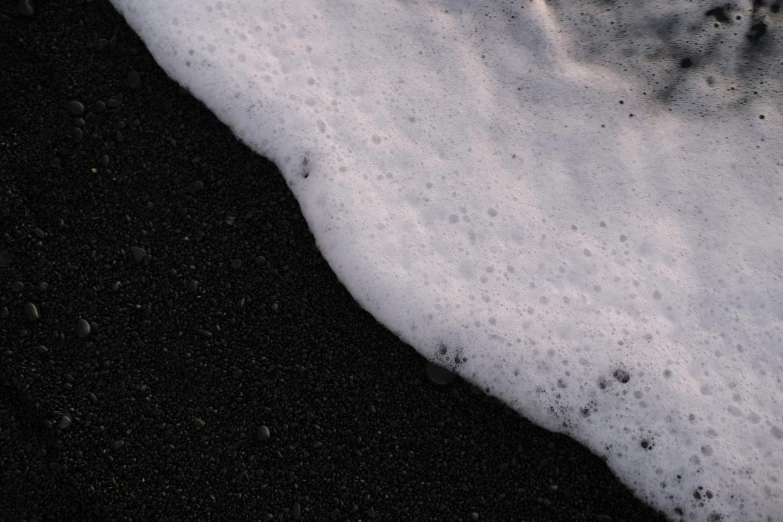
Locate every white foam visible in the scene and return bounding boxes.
[109,0,783,519]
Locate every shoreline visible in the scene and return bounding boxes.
[0,2,668,521]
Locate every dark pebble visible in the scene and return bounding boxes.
[113,440,125,449]
[293,503,301,520]
[257,425,270,441]
[425,361,456,386]
[58,415,72,430]
[71,127,83,141]
[17,0,33,17]
[131,246,146,264]
[0,307,8,319]
[11,281,24,292]
[193,418,206,428]
[93,100,106,112]
[77,319,91,338]
[24,303,39,321]
[67,100,85,115]
[107,98,121,108]
[126,70,140,88]
[50,157,61,168]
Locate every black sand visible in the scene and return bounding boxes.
[0,2,669,521]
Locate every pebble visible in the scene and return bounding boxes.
[126,70,141,88]
[67,100,85,115]
[471,513,479,521]
[596,516,613,522]
[11,281,24,292]
[18,0,34,16]
[231,259,242,270]
[292,503,301,520]
[192,180,204,191]
[58,415,72,430]
[71,127,83,141]
[0,307,8,319]
[131,247,146,264]
[35,345,47,353]
[93,100,106,112]
[106,98,121,108]
[50,157,61,168]
[365,507,376,519]
[193,418,206,428]
[257,425,270,441]
[101,154,110,166]
[188,280,199,293]
[39,282,48,291]
[113,440,125,449]
[425,361,456,386]
[24,303,40,321]
[77,319,91,338]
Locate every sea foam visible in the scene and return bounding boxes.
[109,1,783,519]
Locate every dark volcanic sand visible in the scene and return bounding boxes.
[0,2,669,521]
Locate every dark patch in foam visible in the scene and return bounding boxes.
[301,154,310,179]
[542,0,782,116]
[613,368,631,384]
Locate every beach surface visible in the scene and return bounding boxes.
[2,1,671,520]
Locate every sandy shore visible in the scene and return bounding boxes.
[0,2,668,521]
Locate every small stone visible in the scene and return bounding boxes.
[11,281,24,292]
[255,255,266,264]
[34,228,46,238]
[0,307,8,319]
[188,280,199,293]
[77,319,91,338]
[18,0,34,16]
[293,503,301,520]
[113,440,125,449]
[231,259,242,270]
[193,418,206,428]
[257,425,270,441]
[24,303,39,321]
[192,180,204,191]
[365,507,376,519]
[126,70,141,88]
[35,345,47,354]
[471,513,479,521]
[195,328,212,338]
[100,154,110,166]
[39,282,48,291]
[58,415,72,430]
[50,157,61,168]
[425,361,456,386]
[73,117,85,127]
[131,247,146,264]
[106,98,121,108]
[93,101,106,112]
[67,100,85,115]
[596,516,612,522]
